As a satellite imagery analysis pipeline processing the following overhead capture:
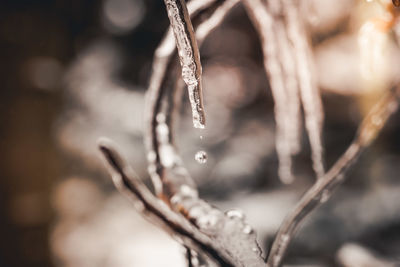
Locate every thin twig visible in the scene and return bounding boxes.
[266,87,400,267]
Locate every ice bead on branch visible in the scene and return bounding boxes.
[163,0,206,129]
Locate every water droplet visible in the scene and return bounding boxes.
[393,0,400,7]
[243,225,253,235]
[199,135,203,140]
[195,151,207,164]
[226,209,244,220]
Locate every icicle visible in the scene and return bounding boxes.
[163,0,205,129]
[243,0,296,184]
[283,0,325,179]
[275,20,301,157]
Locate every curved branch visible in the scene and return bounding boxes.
[266,87,400,267]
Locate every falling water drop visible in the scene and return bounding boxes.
[393,0,400,6]
[195,150,207,164]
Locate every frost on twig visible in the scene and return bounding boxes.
[266,87,399,267]
[163,0,206,129]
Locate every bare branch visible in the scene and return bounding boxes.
[266,88,400,267]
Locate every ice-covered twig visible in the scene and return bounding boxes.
[243,0,298,184]
[146,0,239,198]
[145,0,223,197]
[282,0,325,179]
[163,0,206,129]
[245,0,325,183]
[98,138,237,266]
[274,20,301,158]
[266,87,400,267]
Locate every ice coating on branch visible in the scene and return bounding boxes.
[283,0,325,179]
[243,0,298,184]
[170,186,264,266]
[275,20,301,157]
[163,0,205,129]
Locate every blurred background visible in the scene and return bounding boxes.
[1,0,400,266]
